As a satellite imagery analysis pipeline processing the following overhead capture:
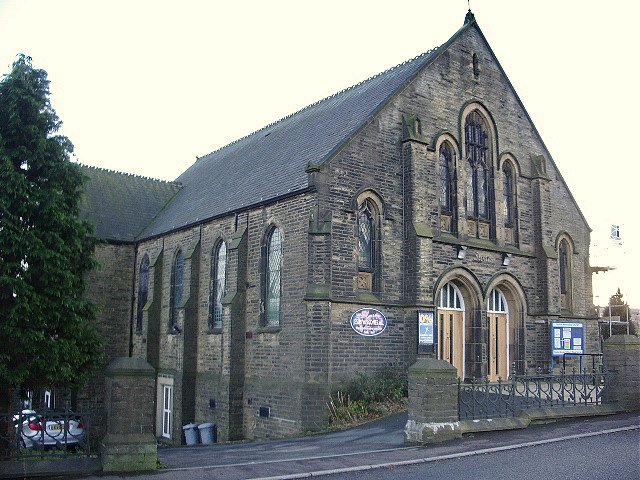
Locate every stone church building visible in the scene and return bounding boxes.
[80,13,596,443]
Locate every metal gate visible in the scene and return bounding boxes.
[0,406,93,461]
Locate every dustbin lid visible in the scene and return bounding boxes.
[182,423,198,430]
[198,422,214,429]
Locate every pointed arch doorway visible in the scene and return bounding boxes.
[437,282,465,379]
[487,288,509,381]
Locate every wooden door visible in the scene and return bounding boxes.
[439,310,464,379]
[488,313,508,381]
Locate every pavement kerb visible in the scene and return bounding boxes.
[408,403,624,446]
[248,424,640,480]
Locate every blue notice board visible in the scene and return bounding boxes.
[418,311,434,345]
[417,311,435,354]
[551,322,584,356]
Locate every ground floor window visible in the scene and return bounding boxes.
[162,384,172,438]
[156,377,174,440]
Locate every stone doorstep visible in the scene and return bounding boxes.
[405,403,624,445]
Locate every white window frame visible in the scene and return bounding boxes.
[436,282,466,378]
[162,385,172,438]
[156,376,174,439]
[487,288,509,314]
[437,282,465,311]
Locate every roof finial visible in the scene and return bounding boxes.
[464,3,475,26]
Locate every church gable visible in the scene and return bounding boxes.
[317,16,592,303]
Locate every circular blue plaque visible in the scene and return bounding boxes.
[350,308,387,336]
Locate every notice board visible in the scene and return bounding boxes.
[551,322,584,356]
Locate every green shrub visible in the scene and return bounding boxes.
[327,391,366,424]
[343,368,407,404]
[327,368,407,426]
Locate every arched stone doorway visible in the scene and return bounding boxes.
[435,269,484,380]
[436,282,465,379]
[487,288,509,381]
[485,275,527,376]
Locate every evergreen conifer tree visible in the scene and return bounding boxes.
[0,55,103,415]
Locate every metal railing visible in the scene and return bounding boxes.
[0,407,92,460]
[561,352,603,374]
[459,368,608,420]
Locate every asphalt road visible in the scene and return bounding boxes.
[328,428,640,480]
[92,412,639,480]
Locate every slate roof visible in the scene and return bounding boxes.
[139,42,450,239]
[79,165,181,243]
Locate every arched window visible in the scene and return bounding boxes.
[558,239,572,312]
[209,241,227,330]
[503,162,515,226]
[358,200,376,271]
[439,143,454,213]
[465,111,489,219]
[264,227,282,327]
[487,288,508,313]
[170,250,184,330]
[437,282,465,379]
[438,282,463,310]
[136,254,150,333]
[356,195,382,292]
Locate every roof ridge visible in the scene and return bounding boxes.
[78,163,182,186]
[197,46,440,161]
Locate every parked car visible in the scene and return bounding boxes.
[14,410,86,450]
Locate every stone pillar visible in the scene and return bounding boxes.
[404,358,460,445]
[602,335,640,411]
[101,357,157,473]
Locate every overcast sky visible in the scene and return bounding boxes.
[1,0,638,307]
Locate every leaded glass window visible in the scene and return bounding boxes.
[265,228,282,327]
[439,143,453,212]
[170,250,184,330]
[465,111,489,219]
[136,254,149,333]
[503,162,514,226]
[465,159,474,214]
[559,240,569,295]
[358,200,375,271]
[209,242,227,330]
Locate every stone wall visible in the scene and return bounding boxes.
[79,242,135,442]
[132,194,314,442]
[602,335,640,411]
[101,357,156,473]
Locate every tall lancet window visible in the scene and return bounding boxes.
[209,241,227,330]
[440,143,453,213]
[170,250,184,330]
[503,162,515,226]
[263,227,282,327]
[465,111,489,219]
[358,200,375,271]
[136,254,149,333]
